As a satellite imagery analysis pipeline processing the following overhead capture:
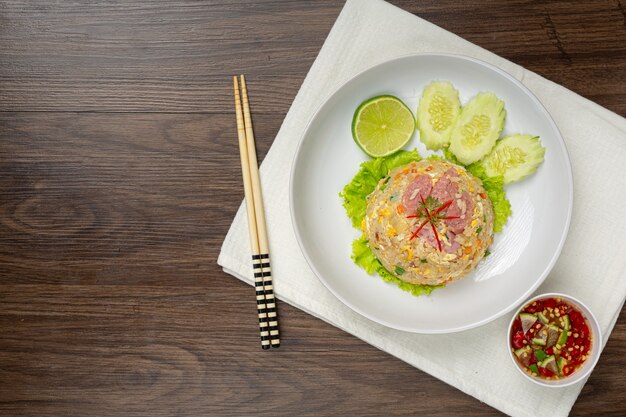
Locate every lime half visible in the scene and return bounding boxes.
[352,95,416,157]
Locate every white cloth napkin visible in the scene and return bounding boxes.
[218,0,626,415]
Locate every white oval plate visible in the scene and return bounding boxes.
[290,54,573,334]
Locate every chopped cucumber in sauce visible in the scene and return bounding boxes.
[557,356,568,374]
[532,327,548,346]
[562,314,571,330]
[540,355,559,374]
[537,312,549,324]
[514,346,533,366]
[520,313,537,334]
[546,324,561,348]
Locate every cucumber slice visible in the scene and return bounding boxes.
[529,364,539,374]
[557,328,568,346]
[532,337,547,346]
[537,312,549,324]
[417,81,461,150]
[514,346,531,357]
[546,324,561,347]
[561,314,571,330]
[520,313,538,333]
[482,134,545,183]
[514,346,533,366]
[541,355,558,374]
[449,92,506,164]
[557,356,568,374]
[532,326,548,346]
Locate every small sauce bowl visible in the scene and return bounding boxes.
[507,292,602,388]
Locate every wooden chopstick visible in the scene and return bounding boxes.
[233,76,269,349]
[239,75,280,348]
[233,75,280,349]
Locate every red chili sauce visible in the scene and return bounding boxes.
[510,297,592,379]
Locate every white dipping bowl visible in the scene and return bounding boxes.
[507,292,602,388]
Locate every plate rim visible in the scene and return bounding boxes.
[289,52,574,334]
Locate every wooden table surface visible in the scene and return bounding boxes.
[1,1,624,415]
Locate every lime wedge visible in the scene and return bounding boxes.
[352,95,415,157]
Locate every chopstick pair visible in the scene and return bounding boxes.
[233,75,280,349]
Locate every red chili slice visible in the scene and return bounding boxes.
[570,311,582,323]
[511,319,522,333]
[512,331,525,349]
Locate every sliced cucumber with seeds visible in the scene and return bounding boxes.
[558,328,568,346]
[562,314,571,330]
[449,92,506,164]
[482,134,545,183]
[537,312,549,324]
[417,81,461,150]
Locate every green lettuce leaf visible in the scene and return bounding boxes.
[352,236,442,296]
[339,149,422,227]
[467,165,511,233]
[441,148,461,165]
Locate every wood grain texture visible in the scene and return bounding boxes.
[0,1,624,416]
[1,0,625,115]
